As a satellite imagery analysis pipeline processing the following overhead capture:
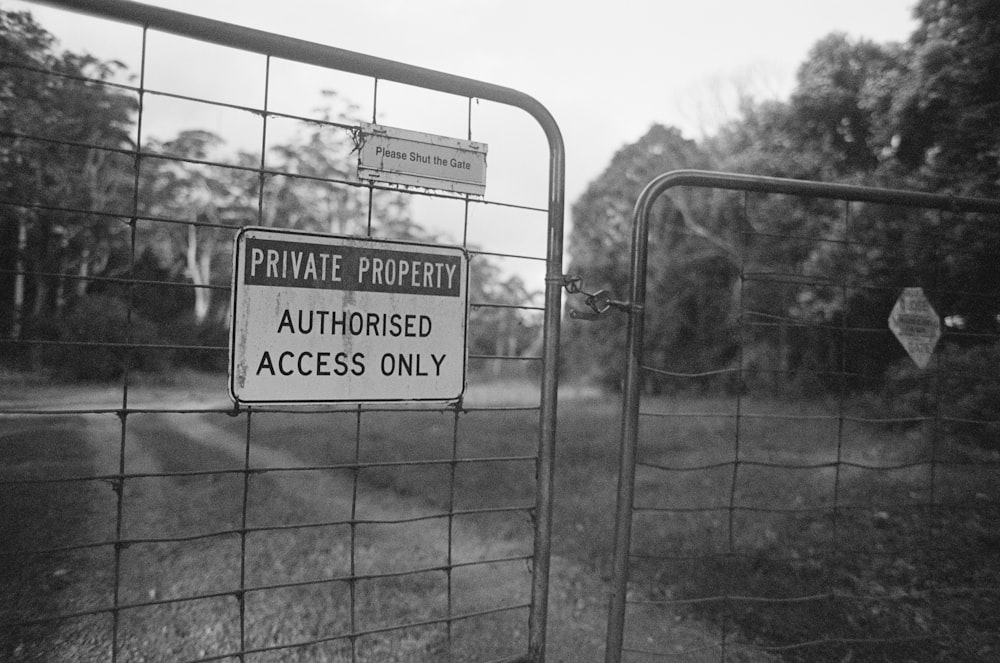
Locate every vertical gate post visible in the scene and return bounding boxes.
[603,171,655,663]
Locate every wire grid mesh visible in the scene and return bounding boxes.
[1,5,558,662]
[614,181,1000,662]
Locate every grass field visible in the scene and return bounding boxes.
[1,375,998,661]
[625,396,1000,662]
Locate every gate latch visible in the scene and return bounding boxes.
[562,275,629,321]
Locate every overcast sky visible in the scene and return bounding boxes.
[11,0,918,280]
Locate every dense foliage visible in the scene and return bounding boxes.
[566,0,1000,406]
[1,9,136,346]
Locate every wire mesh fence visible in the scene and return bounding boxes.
[606,172,1000,663]
[1,2,564,661]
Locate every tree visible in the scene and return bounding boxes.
[0,8,136,346]
[265,94,365,235]
[564,125,742,390]
[571,15,1000,393]
[788,9,1000,377]
[467,260,542,378]
[707,30,994,391]
[711,33,906,185]
[889,0,1000,197]
[139,130,255,326]
[264,94,417,240]
[3,10,533,381]
[789,33,905,178]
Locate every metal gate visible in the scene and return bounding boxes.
[604,170,1000,662]
[1,1,564,661]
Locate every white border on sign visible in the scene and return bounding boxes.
[228,227,470,407]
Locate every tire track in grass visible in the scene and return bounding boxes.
[116,410,534,661]
[151,411,763,663]
[4,384,775,662]
[157,411,532,660]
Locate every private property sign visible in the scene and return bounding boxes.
[357,123,487,195]
[229,228,468,405]
[888,287,941,369]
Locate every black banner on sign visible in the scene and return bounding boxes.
[243,238,462,297]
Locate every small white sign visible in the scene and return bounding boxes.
[357,122,487,195]
[888,287,941,369]
[229,228,468,405]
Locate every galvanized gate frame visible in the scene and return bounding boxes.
[603,169,1000,663]
[37,1,566,660]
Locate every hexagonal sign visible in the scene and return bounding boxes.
[888,287,941,369]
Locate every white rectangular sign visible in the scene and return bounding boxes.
[357,122,487,195]
[229,228,468,405]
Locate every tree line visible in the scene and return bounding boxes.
[565,0,1000,442]
[0,7,540,379]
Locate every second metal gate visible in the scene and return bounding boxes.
[604,170,1000,662]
